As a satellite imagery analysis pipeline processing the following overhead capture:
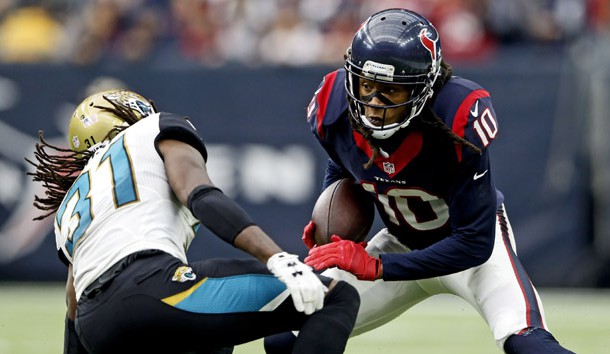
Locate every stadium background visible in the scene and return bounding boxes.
[1,0,610,289]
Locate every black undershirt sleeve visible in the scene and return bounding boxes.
[187,185,256,245]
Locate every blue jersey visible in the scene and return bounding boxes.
[307,69,504,280]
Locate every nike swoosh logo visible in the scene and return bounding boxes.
[473,170,488,180]
[470,101,479,117]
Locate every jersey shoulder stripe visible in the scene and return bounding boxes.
[451,89,490,161]
[432,76,492,161]
[451,88,491,137]
[433,76,490,128]
[307,69,347,141]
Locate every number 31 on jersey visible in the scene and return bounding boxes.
[56,135,139,257]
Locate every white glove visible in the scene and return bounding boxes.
[267,252,327,315]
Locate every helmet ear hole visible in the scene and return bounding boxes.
[344,47,351,61]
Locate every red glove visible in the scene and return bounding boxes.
[302,220,316,249]
[305,235,381,281]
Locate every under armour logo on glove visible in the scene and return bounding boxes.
[286,260,303,277]
[267,252,327,315]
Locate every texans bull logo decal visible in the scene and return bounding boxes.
[418,28,438,62]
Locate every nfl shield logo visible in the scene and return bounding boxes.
[383,162,395,174]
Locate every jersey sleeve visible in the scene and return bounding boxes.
[322,158,351,190]
[58,249,70,267]
[380,149,498,280]
[442,78,501,262]
[306,69,348,144]
[433,76,499,162]
[307,69,354,188]
[154,112,208,161]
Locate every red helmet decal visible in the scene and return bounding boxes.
[418,28,437,61]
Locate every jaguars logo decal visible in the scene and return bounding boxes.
[171,266,197,282]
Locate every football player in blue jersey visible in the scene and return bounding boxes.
[265,8,573,354]
[27,90,359,354]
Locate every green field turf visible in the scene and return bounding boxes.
[1,283,608,354]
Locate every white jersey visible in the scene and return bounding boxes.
[54,113,206,300]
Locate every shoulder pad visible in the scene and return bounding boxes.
[432,77,498,159]
[156,112,208,161]
[306,69,348,141]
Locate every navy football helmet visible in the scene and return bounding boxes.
[345,8,442,139]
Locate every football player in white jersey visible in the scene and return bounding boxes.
[27,90,359,354]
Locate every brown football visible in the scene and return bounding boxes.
[311,178,375,246]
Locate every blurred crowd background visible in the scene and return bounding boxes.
[0,0,608,67]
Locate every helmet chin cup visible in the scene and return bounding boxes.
[369,126,402,140]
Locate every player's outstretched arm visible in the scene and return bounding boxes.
[158,138,325,314]
[159,138,279,259]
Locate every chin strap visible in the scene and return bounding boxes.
[378,147,389,158]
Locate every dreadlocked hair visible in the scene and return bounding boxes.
[418,61,482,156]
[349,115,379,170]
[352,60,481,170]
[25,95,156,221]
[25,132,94,220]
[417,107,482,156]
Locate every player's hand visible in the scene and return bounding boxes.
[267,252,327,315]
[305,235,381,281]
[302,220,316,249]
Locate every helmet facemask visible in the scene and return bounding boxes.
[345,60,439,139]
